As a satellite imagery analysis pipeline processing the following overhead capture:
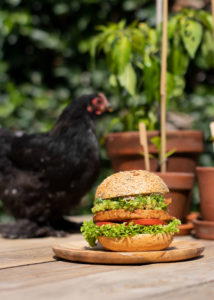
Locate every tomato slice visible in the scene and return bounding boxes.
[96,219,166,226]
[126,219,166,226]
[96,221,116,226]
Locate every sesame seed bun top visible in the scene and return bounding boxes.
[95,170,169,200]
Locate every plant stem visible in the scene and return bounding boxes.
[160,0,168,172]
[139,122,150,171]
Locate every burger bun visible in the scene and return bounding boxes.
[98,233,173,252]
[95,170,169,200]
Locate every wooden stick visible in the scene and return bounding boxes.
[139,122,150,171]
[210,122,214,151]
[156,0,163,28]
[160,0,168,172]
[211,0,214,39]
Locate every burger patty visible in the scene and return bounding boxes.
[93,209,174,222]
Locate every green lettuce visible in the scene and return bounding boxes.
[81,218,181,247]
[92,193,168,213]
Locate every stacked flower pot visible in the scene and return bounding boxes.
[193,124,214,239]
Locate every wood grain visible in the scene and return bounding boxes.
[0,242,214,300]
[0,215,90,269]
[0,234,83,269]
[52,240,204,265]
[0,234,214,300]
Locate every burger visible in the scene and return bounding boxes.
[81,170,180,251]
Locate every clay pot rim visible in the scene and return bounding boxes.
[193,219,214,240]
[155,172,194,178]
[105,130,204,155]
[155,172,194,190]
[196,167,214,171]
[175,222,194,236]
[192,219,214,226]
[178,223,194,230]
[105,130,203,137]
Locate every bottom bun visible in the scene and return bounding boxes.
[98,233,173,252]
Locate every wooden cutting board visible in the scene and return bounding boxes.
[52,240,204,265]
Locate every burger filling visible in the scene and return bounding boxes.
[92,193,169,213]
[81,218,181,247]
[93,208,173,222]
[81,193,180,247]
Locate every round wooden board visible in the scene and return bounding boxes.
[52,240,204,265]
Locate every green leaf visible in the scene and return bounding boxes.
[181,19,203,58]
[90,36,99,60]
[0,102,14,117]
[168,16,179,39]
[131,28,145,54]
[122,111,134,131]
[140,151,155,159]
[111,36,131,74]
[168,46,189,75]
[196,30,214,69]
[118,63,136,95]
[168,34,189,76]
[150,136,161,151]
[109,74,117,87]
[143,52,160,103]
[198,11,213,31]
[167,73,185,100]
[166,148,176,158]
[118,19,126,29]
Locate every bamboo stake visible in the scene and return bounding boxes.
[139,122,150,171]
[156,0,163,28]
[210,122,214,151]
[211,0,214,39]
[160,0,168,172]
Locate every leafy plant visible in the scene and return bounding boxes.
[150,136,176,160]
[140,136,176,166]
[91,9,214,132]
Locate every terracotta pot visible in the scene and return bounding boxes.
[196,167,214,221]
[105,130,204,173]
[156,172,195,223]
[193,219,214,240]
[176,223,194,236]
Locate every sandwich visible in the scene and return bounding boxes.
[81,170,180,251]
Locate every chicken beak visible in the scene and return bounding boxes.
[107,104,113,112]
[98,93,113,112]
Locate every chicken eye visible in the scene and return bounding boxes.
[92,97,102,106]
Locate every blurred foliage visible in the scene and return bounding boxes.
[0,0,156,133]
[91,9,214,131]
[0,1,213,217]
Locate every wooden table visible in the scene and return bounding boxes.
[1,217,214,300]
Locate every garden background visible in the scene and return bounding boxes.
[0,0,213,220]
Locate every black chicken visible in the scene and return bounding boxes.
[0,93,111,238]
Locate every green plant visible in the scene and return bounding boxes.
[150,136,176,160]
[139,136,176,167]
[91,9,214,132]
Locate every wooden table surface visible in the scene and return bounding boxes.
[1,216,214,300]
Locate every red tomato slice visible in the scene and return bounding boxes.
[96,219,166,226]
[96,222,116,226]
[126,219,166,226]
